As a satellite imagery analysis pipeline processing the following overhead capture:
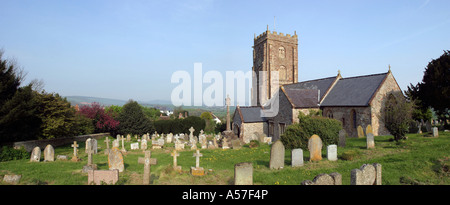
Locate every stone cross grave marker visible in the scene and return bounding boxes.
[44,144,54,162]
[141,139,148,150]
[30,146,41,162]
[189,127,195,142]
[234,162,253,185]
[191,150,204,176]
[108,147,124,172]
[327,145,337,161]
[85,138,92,153]
[171,150,181,171]
[269,140,285,169]
[357,125,365,138]
[83,144,97,173]
[121,136,127,153]
[366,133,375,149]
[138,151,157,185]
[308,135,323,162]
[104,137,110,154]
[71,141,80,161]
[291,148,304,167]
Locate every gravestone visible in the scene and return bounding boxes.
[85,138,92,153]
[269,140,285,169]
[88,170,119,185]
[56,155,68,160]
[357,126,364,138]
[108,147,124,172]
[327,145,337,161]
[138,151,157,185]
[175,140,185,150]
[351,163,382,185]
[234,162,253,185]
[366,133,375,149]
[30,147,41,162]
[365,125,373,136]
[43,144,55,162]
[141,139,148,150]
[112,139,119,148]
[291,148,304,167]
[301,173,342,185]
[432,127,439,137]
[71,141,80,161]
[121,137,127,153]
[2,175,22,184]
[338,129,347,147]
[83,145,97,173]
[126,134,131,142]
[104,137,110,155]
[231,139,242,149]
[167,133,173,143]
[308,135,323,162]
[263,136,272,144]
[189,127,195,142]
[191,150,204,176]
[222,138,230,149]
[130,143,139,150]
[171,150,181,171]
[201,139,208,149]
[91,139,98,154]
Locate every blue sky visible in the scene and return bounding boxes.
[1,0,449,105]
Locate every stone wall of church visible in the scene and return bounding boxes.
[242,122,265,143]
[292,108,321,123]
[369,72,403,136]
[322,106,372,138]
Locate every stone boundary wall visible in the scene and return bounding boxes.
[11,133,110,152]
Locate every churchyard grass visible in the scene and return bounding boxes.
[0,132,449,185]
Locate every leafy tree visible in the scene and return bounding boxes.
[383,94,414,141]
[117,100,154,135]
[78,102,119,134]
[140,105,161,121]
[35,92,79,139]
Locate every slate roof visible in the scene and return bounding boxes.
[236,106,266,123]
[320,72,388,106]
[282,88,320,108]
[283,76,337,101]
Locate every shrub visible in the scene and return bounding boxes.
[0,146,29,162]
[383,94,413,141]
[281,111,342,150]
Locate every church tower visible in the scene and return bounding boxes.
[252,26,298,106]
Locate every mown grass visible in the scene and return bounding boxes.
[0,132,449,185]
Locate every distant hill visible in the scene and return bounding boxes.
[65,96,235,118]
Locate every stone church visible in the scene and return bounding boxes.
[232,27,403,143]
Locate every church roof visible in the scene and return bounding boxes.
[283,76,337,101]
[282,88,320,108]
[320,72,388,106]
[235,106,266,123]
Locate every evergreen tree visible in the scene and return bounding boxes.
[117,100,154,135]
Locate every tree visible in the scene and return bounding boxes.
[0,51,41,143]
[78,102,119,134]
[408,50,450,127]
[383,94,414,141]
[117,100,154,135]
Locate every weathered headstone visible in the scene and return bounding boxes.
[56,155,68,160]
[141,139,148,150]
[222,138,230,150]
[2,175,22,184]
[269,140,285,169]
[327,145,337,161]
[120,137,127,153]
[130,143,139,150]
[189,127,195,142]
[338,129,347,147]
[234,162,253,185]
[30,147,41,162]
[291,148,304,167]
[83,145,98,173]
[112,139,119,148]
[138,151,157,185]
[231,139,242,149]
[365,125,373,136]
[126,134,131,142]
[108,147,124,172]
[85,138,92,153]
[357,125,364,138]
[71,141,80,161]
[308,135,323,162]
[91,139,98,154]
[366,133,375,149]
[166,133,173,143]
[432,127,439,137]
[171,150,181,171]
[175,140,185,150]
[191,150,204,176]
[301,173,342,185]
[43,144,55,162]
[350,163,382,185]
[88,170,119,185]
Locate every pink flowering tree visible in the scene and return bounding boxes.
[78,102,119,134]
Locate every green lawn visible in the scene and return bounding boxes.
[0,132,449,185]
